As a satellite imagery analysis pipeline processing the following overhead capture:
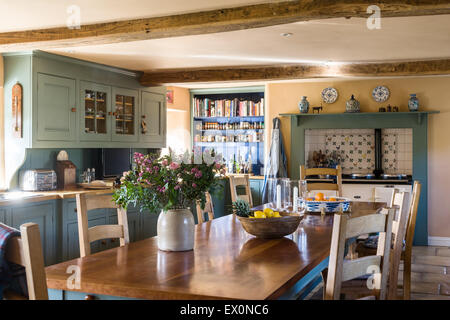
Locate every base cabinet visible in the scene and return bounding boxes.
[9,201,56,266]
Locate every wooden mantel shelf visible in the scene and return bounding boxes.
[280,110,439,125]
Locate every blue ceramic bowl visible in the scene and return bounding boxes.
[305,197,350,213]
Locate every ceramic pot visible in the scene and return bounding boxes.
[408,94,419,111]
[345,94,360,113]
[157,208,195,251]
[298,96,309,113]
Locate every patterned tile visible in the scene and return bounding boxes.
[325,133,375,173]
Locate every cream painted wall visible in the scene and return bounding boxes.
[165,86,191,153]
[266,76,450,238]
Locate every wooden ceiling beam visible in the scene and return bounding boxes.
[139,59,450,85]
[0,1,450,52]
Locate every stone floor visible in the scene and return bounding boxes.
[305,246,450,300]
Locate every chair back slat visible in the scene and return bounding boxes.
[76,193,129,257]
[196,192,215,224]
[345,214,390,239]
[342,255,381,282]
[4,223,48,300]
[85,194,119,211]
[300,165,342,197]
[229,174,253,208]
[88,225,124,243]
[325,208,394,300]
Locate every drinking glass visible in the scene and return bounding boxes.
[281,178,291,210]
[266,178,280,207]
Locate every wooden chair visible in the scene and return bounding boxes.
[300,165,342,197]
[229,174,253,207]
[325,208,395,300]
[76,193,129,257]
[402,181,421,300]
[355,191,411,299]
[196,191,215,223]
[4,223,48,300]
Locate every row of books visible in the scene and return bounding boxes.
[193,97,264,118]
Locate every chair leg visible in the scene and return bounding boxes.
[321,268,328,300]
[403,254,412,300]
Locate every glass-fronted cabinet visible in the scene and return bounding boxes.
[80,81,111,141]
[112,87,139,142]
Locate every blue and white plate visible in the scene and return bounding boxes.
[305,197,350,213]
[372,86,390,102]
[321,87,338,104]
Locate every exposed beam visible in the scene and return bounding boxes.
[0,1,450,52]
[139,59,450,85]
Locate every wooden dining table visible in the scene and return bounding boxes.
[45,201,385,300]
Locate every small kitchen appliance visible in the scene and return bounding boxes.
[19,169,57,191]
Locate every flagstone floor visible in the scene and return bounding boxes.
[305,246,450,300]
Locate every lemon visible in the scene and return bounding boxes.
[254,211,266,219]
[273,212,281,218]
[263,207,273,214]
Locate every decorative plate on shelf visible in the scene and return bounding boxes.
[321,87,338,104]
[372,86,390,102]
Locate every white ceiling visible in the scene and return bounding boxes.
[45,15,450,72]
[1,1,449,84]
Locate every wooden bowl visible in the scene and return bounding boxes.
[236,212,304,239]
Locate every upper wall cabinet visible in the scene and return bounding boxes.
[3,51,166,149]
[141,91,166,145]
[37,73,77,141]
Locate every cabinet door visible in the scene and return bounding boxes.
[0,209,6,224]
[112,87,139,142]
[80,81,111,141]
[10,202,56,266]
[37,73,76,141]
[140,211,160,240]
[140,91,166,145]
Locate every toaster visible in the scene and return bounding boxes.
[19,169,57,191]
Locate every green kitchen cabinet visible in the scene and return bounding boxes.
[0,209,7,225]
[140,91,166,145]
[112,87,139,143]
[140,210,160,240]
[36,73,77,142]
[9,201,56,266]
[79,81,112,142]
[3,50,166,150]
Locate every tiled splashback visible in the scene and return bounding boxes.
[305,128,412,174]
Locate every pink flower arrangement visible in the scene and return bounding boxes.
[114,151,226,212]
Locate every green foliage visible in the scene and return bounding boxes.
[113,150,226,212]
[232,200,251,217]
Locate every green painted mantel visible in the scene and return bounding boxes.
[281,110,440,246]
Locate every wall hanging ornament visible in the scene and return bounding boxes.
[12,82,23,138]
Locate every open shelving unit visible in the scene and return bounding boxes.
[191,86,266,175]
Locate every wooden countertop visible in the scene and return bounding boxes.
[45,201,385,300]
[0,187,114,206]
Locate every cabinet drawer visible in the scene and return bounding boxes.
[342,184,374,202]
[64,199,110,222]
